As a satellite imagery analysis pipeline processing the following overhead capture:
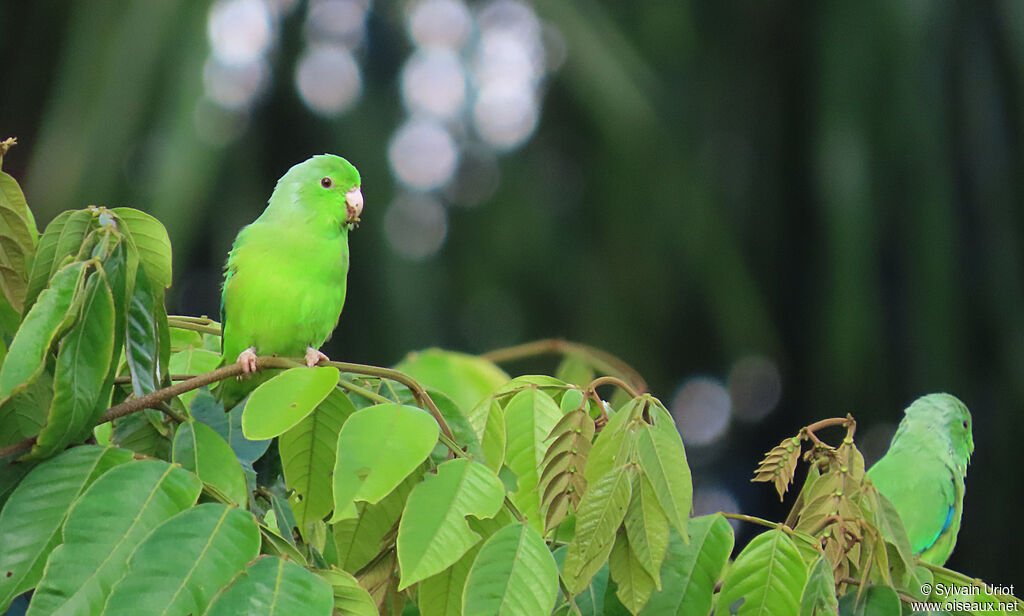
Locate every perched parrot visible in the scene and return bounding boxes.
[866,393,973,565]
[216,154,363,409]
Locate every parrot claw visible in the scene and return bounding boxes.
[305,347,330,368]
[237,348,258,377]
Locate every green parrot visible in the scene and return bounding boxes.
[866,393,973,565]
[216,154,363,408]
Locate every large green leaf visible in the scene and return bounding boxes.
[24,209,92,312]
[241,366,340,439]
[394,349,510,418]
[504,389,562,532]
[419,542,482,616]
[102,503,261,616]
[26,460,202,616]
[0,373,51,448]
[608,529,656,614]
[480,399,506,472]
[280,389,356,532]
[111,208,172,289]
[462,521,559,616]
[203,555,333,616]
[0,446,132,612]
[331,467,421,573]
[623,473,669,584]
[190,390,270,465]
[172,421,247,506]
[91,238,129,432]
[0,260,86,401]
[562,467,634,595]
[0,168,38,312]
[800,555,839,616]
[837,585,901,616]
[315,568,378,616]
[717,529,808,616]
[584,397,642,485]
[123,267,162,396]
[28,268,115,459]
[634,404,691,537]
[110,411,170,459]
[397,458,505,589]
[330,403,439,521]
[641,514,734,615]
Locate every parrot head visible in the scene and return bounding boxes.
[274,153,363,228]
[904,393,974,470]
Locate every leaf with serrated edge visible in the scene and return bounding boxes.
[204,556,334,616]
[26,460,202,616]
[0,446,132,612]
[397,458,505,589]
[331,403,438,521]
[562,467,634,595]
[504,389,562,532]
[462,521,559,616]
[102,503,260,616]
[716,529,808,616]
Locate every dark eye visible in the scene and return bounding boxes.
[321,177,333,188]
[962,420,968,429]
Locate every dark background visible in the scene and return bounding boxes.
[2,0,1021,587]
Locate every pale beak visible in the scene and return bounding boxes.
[345,186,364,224]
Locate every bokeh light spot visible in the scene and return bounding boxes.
[472,83,539,150]
[671,377,731,446]
[727,355,782,423]
[305,0,370,45]
[203,57,268,110]
[384,193,448,260]
[388,118,460,190]
[294,44,362,116]
[408,0,472,50]
[208,0,274,66]
[401,49,467,119]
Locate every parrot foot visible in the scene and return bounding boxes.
[305,347,330,368]
[236,347,258,377]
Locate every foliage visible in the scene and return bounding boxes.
[0,146,1021,615]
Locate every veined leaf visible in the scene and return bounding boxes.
[110,411,170,460]
[190,390,270,466]
[330,403,438,521]
[123,267,162,397]
[634,403,691,537]
[102,503,261,616]
[480,399,506,472]
[315,568,377,616]
[0,373,51,448]
[110,208,172,289]
[800,555,839,616]
[623,473,668,585]
[539,405,595,533]
[504,389,562,532]
[0,260,86,401]
[241,366,340,439]
[332,467,421,573]
[419,542,482,616]
[585,397,643,485]
[0,168,38,312]
[717,529,808,616]
[280,388,356,533]
[608,529,656,614]
[641,514,734,615]
[562,467,634,595]
[26,460,202,616]
[172,421,247,506]
[397,458,505,589]
[836,585,901,616]
[204,556,334,616]
[0,446,132,612]
[24,209,92,312]
[28,268,115,459]
[462,521,559,616]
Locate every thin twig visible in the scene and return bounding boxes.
[586,375,640,399]
[480,338,648,393]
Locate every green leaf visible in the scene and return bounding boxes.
[584,397,642,485]
[462,521,560,616]
[397,458,505,589]
[331,467,421,573]
[26,460,203,616]
[419,542,482,616]
[0,260,86,401]
[0,169,38,312]
[172,421,248,506]
[330,403,439,521]
[554,546,609,616]
[623,473,669,584]
[0,372,51,448]
[609,529,656,614]
[167,348,219,406]
[397,387,483,464]
[24,209,92,312]
[0,446,132,612]
[241,366,340,439]
[562,467,634,595]
[28,268,116,459]
[123,267,162,396]
[190,390,270,465]
[102,503,261,616]
[394,348,510,418]
[110,411,170,459]
[800,555,839,616]
[634,404,691,537]
[504,389,562,532]
[717,529,808,616]
[315,568,378,616]
[555,354,595,388]
[641,514,734,615]
[110,208,172,289]
[280,389,356,532]
[481,398,506,472]
[837,585,901,616]
[204,555,334,616]
[539,406,595,533]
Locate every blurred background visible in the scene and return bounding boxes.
[2,0,1022,585]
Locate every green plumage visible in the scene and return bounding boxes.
[866,393,973,565]
[216,154,362,408]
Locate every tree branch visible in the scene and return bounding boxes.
[480,338,648,394]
